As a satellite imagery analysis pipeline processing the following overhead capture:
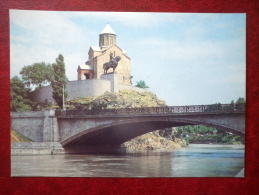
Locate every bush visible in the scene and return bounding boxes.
[185,137,190,144]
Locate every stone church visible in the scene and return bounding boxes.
[30,24,146,103]
[77,24,132,85]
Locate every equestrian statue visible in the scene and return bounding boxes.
[103,52,121,74]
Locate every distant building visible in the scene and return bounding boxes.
[77,24,132,85]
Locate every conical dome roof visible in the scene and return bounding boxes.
[100,24,116,35]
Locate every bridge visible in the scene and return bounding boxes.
[11,103,245,153]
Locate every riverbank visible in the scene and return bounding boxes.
[11,142,64,155]
[186,134,244,145]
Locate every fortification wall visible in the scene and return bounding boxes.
[29,79,111,103]
[29,77,147,103]
[67,79,111,99]
[29,85,53,103]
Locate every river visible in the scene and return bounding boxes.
[11,144,244,177]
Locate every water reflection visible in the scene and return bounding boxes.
[11,144,244,177]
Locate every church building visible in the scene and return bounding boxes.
[29,24,146,103]
[77,24,132,85]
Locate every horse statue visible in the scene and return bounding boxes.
[103,52,121,74]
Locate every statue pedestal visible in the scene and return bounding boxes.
[101,73,118,93]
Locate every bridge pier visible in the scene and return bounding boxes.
[11,110,60,142]
[43,110,59,142]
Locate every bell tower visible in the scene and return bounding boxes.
[99,24,116,50]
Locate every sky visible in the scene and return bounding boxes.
[10,10,246,106]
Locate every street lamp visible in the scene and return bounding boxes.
[62,83,65,110]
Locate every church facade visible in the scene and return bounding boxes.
[77,24,132,85]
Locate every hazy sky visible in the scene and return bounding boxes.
[10,10,246,106]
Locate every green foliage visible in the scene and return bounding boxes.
[20,62,53,88]
[135,80,149,89]
[186,133,244,144]
[51,54,68,109]
[231,97,245,104]
[176,125,216,137]
[11,76,33,112]
[184,137,190,144]
[236,97,245,104]
[175,124,244,144]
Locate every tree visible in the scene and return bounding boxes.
[135,80,149,89]
[51,54,68,109]
[236,97,245,104]
[11,76,33,111]
[20,62,53,88]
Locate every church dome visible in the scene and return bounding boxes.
[99,24,117,49]
[100,24,116,35]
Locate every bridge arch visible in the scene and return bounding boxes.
[61,114,245,149]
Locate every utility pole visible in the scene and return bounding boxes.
[53,80,66,110]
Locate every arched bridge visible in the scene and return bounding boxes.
[54,104,245,151]
[11,104,245,152]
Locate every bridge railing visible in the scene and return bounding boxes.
[55,103,245,116]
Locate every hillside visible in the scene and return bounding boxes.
[67,89,167,109]
[67,89,187,150]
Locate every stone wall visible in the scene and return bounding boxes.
[29,85,53,103]
[11,110,58,142]
[29,77,145,103]
[67,79,110,100]
[29,79,111,103]
[11,142,64,155]
[11,111,45,142]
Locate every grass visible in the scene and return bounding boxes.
[11,129,33,142]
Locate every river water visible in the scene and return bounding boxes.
[11,144,244,177]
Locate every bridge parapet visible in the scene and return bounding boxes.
[56,103,245,117]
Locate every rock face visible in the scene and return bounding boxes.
[122,132,187,151]
[67,89,187,150]
[67,89,167,109]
